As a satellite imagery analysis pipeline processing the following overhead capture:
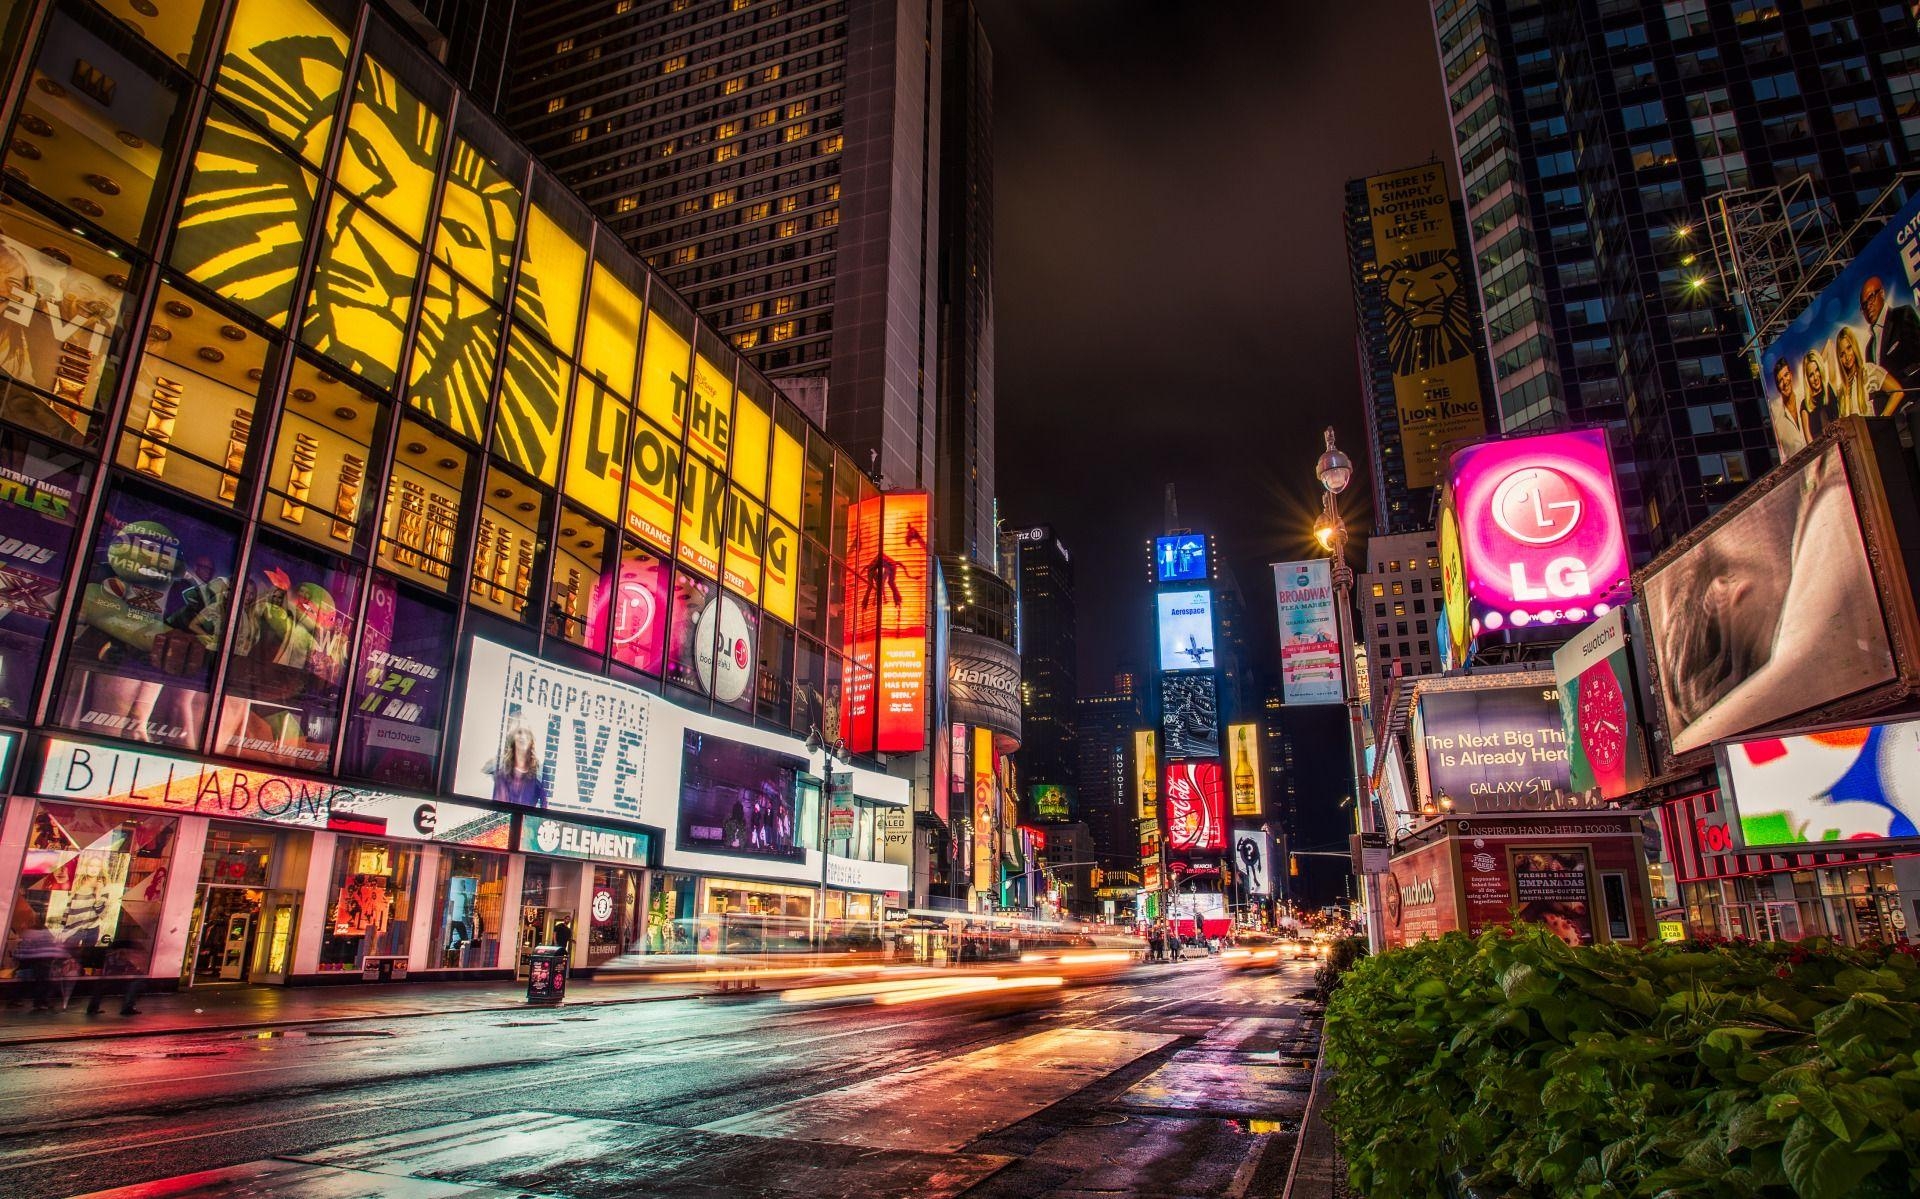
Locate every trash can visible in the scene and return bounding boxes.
[525,945,568,1005]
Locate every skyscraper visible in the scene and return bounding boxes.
[1005,524,1077,793]
[1432,0,1920,554]
[495,0,948,498]
[1074,676,1142,872]
[1343,166,1496,535]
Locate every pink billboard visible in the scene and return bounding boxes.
[1449,429,1629,644]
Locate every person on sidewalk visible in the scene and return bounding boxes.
[85,938,145,1017]
[14,927,71,1011]
[1147,926,1163,963]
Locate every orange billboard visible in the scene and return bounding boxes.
[842,492,930,753]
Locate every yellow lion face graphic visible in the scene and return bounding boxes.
[1381,249,1474,374]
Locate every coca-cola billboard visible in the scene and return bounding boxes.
[1162,761,1226,852]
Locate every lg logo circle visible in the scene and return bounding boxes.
[1491,466,1584,545]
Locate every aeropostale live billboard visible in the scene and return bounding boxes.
[1366,164,1488,488]
[1273,559,1342,704]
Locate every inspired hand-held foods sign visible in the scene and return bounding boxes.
[842,492,930,754]
[1449,429,1629,647]
[1273,559,1342,704]
[1162,761,1225,852]
[1365,165,1487,489]
[1552,608,1649,801]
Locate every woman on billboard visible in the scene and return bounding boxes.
[1833,326,1905,417]
[485,721,549,809]
[1799,349,1842,442]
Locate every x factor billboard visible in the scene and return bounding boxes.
[1444,429,1629,659]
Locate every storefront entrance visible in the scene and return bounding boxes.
[586,866,644,967]
[185,886,299,986]
[517,857,577,979]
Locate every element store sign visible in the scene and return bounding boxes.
[521,815,651,866]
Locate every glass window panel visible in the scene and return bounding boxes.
[319,837,417,970]
[6,10,184,248]
[379,418,466,589]
[338,57,443,243]
[665,567,714,693]
[171,103,318,328]
[344,574,454,788]
[430,849,504,968]
[794,537,826,639]
[677,453,724,578]
[496,323,564,484]
[470,463,545,621]
[434,137,519,303]
[770,420,803,526]
[686,352,733,465]
[512,200,585,351]
[801,434,830,542]
[0,204,137,445]
[580,260,641,396]
[57,481,237,749]
[0,430,90,720]
[762,516,798,625]
[637,302,690,441]
[721,488,765,605]
[626,411,676,553]
[792,634,826,734]
[216,534,359,770]
[302,195,418,388]
[564,376,628,521]
[831,456,856,560]
[267,358,382,550]
[600,540,667,675]
[408,267,497,443]
[117,282,265,506]
[548,505,610,649]
[8,801,176,977]
[214,0,349,168]
[98,0,220,73]
[731,387,769,499]
[755,617,793,727]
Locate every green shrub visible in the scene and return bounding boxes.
[1323,927,1920,1199]
[1317,935,1369,993]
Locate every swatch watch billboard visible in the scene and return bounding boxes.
[1552,608,1650,802]
[1448,429,1629,650]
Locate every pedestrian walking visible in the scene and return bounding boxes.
[85,938,146,1016]
[1147,927,1163,963]
[14,927,71,1011]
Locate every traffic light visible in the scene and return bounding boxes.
[1091,867,1103,888]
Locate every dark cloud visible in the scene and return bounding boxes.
[980,0,1453,684]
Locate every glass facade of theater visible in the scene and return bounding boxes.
[0,0,899,988]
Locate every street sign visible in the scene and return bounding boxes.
[1350,831,1389,876]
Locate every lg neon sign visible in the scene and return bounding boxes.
[1448,430,1630,641]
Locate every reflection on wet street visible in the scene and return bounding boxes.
[0,958,1320,1199]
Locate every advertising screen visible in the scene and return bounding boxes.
[1163,761,1226,852]
[842,491,930,754]
[1155,534,1208,583]
[1552,608,1649,801]
[217,538,360,771]
[948,631,1021,739]
[1031,783,1070,821]
[345,577,453,790]
[1227,722,1261,816]
[1511,849,1594,946]
[1364,164,1488,488]
[0,433,88,720]
[1759,189,1920,458]
[1448,429,1629,646]
[1641,439,1894,756]
[1160,673,1219,759]
[1156,589,1215,670]
[677,729,805,862]
[1717,718,1920,850]
[1231,826,1274,895]
[1414,683,1572,812]
[1134,730,1157,819]
[1273,559,1342,704]
[973,726,996,891]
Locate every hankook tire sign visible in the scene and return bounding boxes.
[948,632,1021,740]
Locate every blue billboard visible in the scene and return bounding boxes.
[1759,190,1920,458]
[1156,534,1208,583]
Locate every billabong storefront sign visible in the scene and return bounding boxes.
[519,814,651,865]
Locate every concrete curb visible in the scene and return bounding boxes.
[0,990,703,1048]
[1282,1014,1348,1199]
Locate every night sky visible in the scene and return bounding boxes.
[979,0,1454,688]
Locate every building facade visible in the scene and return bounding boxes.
[1072,677,1140,874]
[0,0,914,992]
[1005,524,1076,793]
[1358,531,1446,714]
[1432,0,1920,554]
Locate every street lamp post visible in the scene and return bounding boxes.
[1314,427,1386,954]
[805,725,848,951]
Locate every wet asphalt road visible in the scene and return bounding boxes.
[0,957,1322,1199]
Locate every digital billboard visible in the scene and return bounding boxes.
[1273,559,1342,704]
[1552,608,1649,801]
[1227,722,1261,816]
[1232,826,1274,896]
[1759,189,1920,458]
[973,726,996,892]
[948,631,1020,739]
[1160,673,1219,759]
[1163,761,1226,852]
[1156,589,1215,670]
[677,730,805,861]
[1134,730,1157,819]
[1641,436,1895,757]
[1364,164,1488,488]
[1413,681,1572,812]
[1031,783,1070,821]
[843,491,930,754]
[1448,429,1629,647]
[1717,718,1920,850]
[1155,534,1208,583]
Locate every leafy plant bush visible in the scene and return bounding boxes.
[1323,927,1920,1199]
[1317,935,1369,993]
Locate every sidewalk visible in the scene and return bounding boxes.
[0,971,704,1048]
[1283,1010,1356,1199]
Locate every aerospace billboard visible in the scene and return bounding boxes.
[1156,589,1215,671]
